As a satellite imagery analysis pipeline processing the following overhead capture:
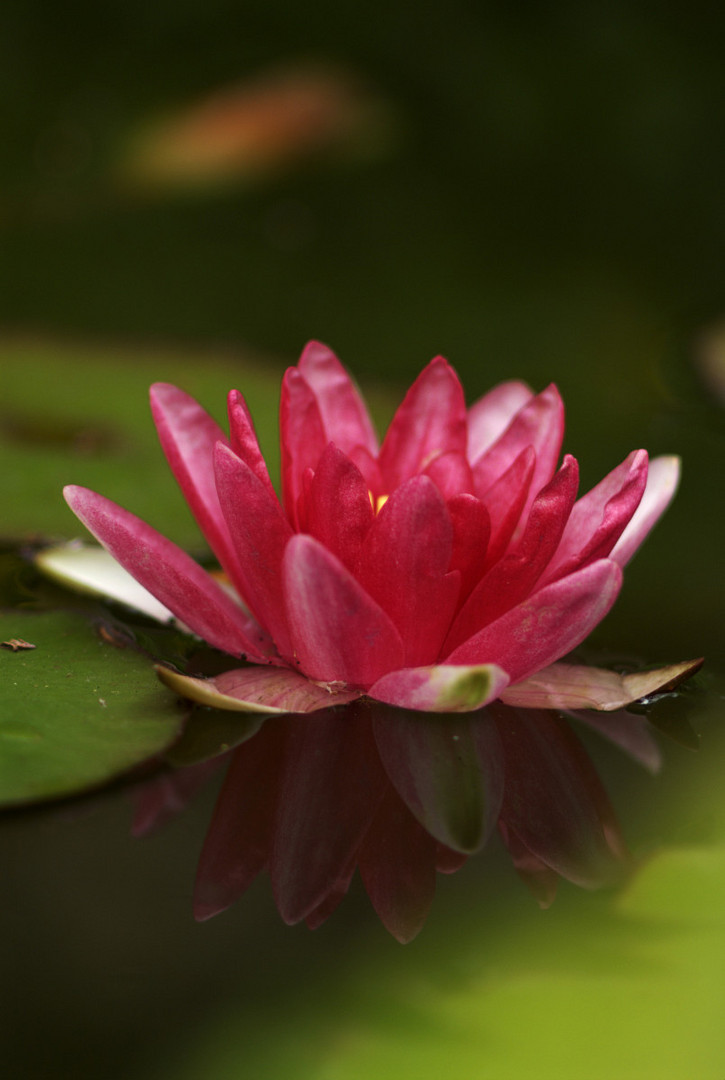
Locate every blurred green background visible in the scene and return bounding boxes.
[1,1,724,1077]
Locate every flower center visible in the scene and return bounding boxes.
[368,491,389,514]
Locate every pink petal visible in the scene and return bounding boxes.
[156,663,361,714]
[63,485,274,660]
[283,534,404,686]
[378,357,468,490]
[423,450,474,499]
[149,383,252,601]
[538,449,649,586]
[478,445,535,569]
[358,782,437,943]
[446,558,623,684]
[446,494,491,601]
[609,455,681,566]
[445,455,579,653]
[297,340,379,457]
[194,722,288,921]
[357,476,459,666]
[304,443,374,574]
[372,706,505,853]
[472,384,565,533]
[279,367,327,526]
[467,379,534,460]
[368,663,509,713]
[227,389,276,493]
[347,444,384,496]
[270,704,386,924]
[492,705,628,887]
[214,443,294,658]
[499,658,702,713]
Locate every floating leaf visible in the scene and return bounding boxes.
[0,610,186,806]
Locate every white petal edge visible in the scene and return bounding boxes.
[35,542,180,625]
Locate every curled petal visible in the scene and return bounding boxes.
[150,383,251,597]
[539,449,649,586]
[609,455,681,566]
[446,454,579,652]
[499,658,703,713]
[368,663,509,713]
[227,389,276,493]
[283,535,404,687]
[446,559,623,684]
[214,443,294,657]
[279,367,327,526]
[473,385,565,541]
[156,664,361,714]
[373,705,505,853]
[297,340,379,456]
[478,445,535,568]
[63,485,274,660]
[467,379,534,461]
[378,357,468,490]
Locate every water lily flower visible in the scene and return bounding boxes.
[63,342,682,715]
[62,342,699,940]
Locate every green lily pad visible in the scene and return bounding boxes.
[0,609,187,806]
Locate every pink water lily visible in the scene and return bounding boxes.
[64,341,681,715]
[62,341,699,940]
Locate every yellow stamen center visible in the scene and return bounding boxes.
[368,491,389,514]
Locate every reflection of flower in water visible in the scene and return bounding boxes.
[132,699,663,942]
[63,341,697,939]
